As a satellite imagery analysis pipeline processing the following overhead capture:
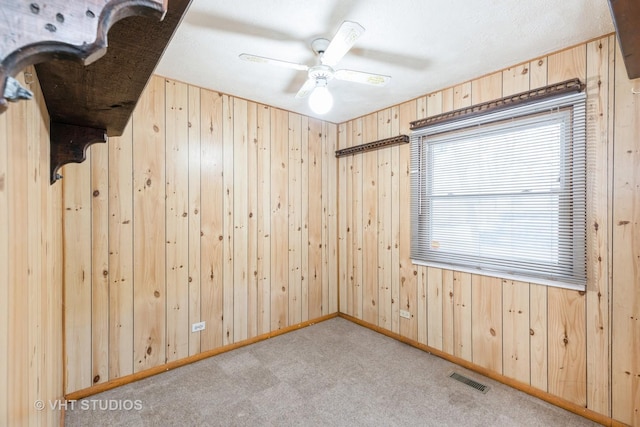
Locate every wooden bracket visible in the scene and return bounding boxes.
[50,122,106,184]
[0,0,167,113]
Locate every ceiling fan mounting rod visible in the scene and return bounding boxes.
[311,38,330,55]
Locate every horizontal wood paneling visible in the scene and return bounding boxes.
[337,37,640,425]
[62,76,338,395]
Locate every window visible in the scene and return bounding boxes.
[410,92,587,290]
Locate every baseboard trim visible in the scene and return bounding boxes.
[65,313,338,401]
[338,313,626,427]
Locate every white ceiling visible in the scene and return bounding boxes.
[156,0,614,123]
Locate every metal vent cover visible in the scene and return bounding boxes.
[448,372,490,394]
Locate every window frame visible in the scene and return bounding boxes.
[410,91,587,291]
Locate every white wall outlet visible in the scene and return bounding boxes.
[400,310,411,319]
[191,321,205,332]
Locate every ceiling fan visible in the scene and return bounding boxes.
[239,21,391,115]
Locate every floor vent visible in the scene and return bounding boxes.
[448,372,490,394]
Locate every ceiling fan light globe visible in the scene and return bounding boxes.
[309,86,333,115]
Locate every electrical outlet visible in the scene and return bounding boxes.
[400,310,411,319]
[191,321,205,332]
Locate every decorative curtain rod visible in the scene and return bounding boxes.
[335,134,409,157]
[410,78,585,130]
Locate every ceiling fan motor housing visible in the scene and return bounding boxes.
[309,64,334,82]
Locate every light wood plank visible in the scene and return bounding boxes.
[351,119,364,319]
[132,75,166,372]
[256,104,271,335]
[529,56,548,89]
[426,91,442,116]
[25,75,43,422]
[232,97,248,342]
[165,79,190,362]
[453,82,472,109]
[247,101,259,338]
[471,72,503,104]
[548,45,587,84]
[585,37,611,416]
[502,63,530,96]
[200,89,224,351]
[308,118,324,319]
[337,123,348,314]
[471,275,503,373]
[377,109,393,330]
[63,158,93,392]
[390,106,401,333]
[502,280,531,384]
[301,116,310,322]
[91,141,109,384]
[427,267,443,350]
[63,157,93,393]
[187,85,202,357]
[288,112,303,325]
[442,87,454,113]
[222,95,234,344]
[442,269,455,354]
[417,265,428,345]
[416,96,427,121]
[343,122,354,317]
[38,71,62,426]
[530,283,548,391]
[547,288,587,406]
[611,39,640,425]
[362,113,378,325]
[324,122,339,314]
[0,81,8,425]
[108,120,134,379]
[270,108,289,330]
[398,100,418,341]
[453,271,472,361]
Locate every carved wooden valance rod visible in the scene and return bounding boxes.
[335,134,410,157]
[410,78,585,130]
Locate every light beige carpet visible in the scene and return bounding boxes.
[66,317,597,426]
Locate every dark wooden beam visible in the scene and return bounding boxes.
[0,1,168,113]
[34,0,192,137]
[608,0,640,79]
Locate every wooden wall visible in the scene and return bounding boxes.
[0,67,64,425]
[338,35,639,425]
[62,76,339,395]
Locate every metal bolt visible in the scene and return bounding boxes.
[56,13,64,23]
[30,3,40,14]
[44,23,56,32]
[86,9,95,18]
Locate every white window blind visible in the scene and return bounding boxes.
[410,92,587,290]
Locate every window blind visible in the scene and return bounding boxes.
[410,92,587,290]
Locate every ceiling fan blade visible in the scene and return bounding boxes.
[239,54,309,71]
[295,79,317,98]
[320,21,365,66]
[334,69,391,86]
